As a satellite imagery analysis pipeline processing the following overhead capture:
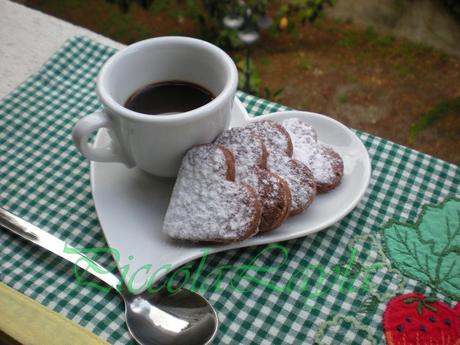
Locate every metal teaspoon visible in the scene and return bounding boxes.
[0,207,218,345]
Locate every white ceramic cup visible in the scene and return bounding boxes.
[72,36,238,177]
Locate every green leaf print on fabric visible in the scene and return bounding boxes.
[382,198,460,300]
[418,199,460,255]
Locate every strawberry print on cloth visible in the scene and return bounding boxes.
[383,293,460,345]
[382,198,460,345]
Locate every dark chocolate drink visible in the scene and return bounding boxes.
[124,81,214,115]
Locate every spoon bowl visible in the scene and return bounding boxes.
[123,288,218,345]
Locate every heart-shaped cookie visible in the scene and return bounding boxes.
[246,120,316,215]
[215,127,291,232]
[282,118,344,193]
[162,144,262,243]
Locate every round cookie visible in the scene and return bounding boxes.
[163,144,262,243]
[246,120,316,215]
[282,118,344,193]
[215,127,291,232]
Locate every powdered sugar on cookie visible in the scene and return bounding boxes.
[163,144,261,242]
[268,155,316,215]
[247,120,316,215]
[246,120,293,156]
[164,117,344,243]
[282,118,343,193]
[215,127,291,232]
[215,127,266,175]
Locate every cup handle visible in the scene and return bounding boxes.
[72,111,132,165]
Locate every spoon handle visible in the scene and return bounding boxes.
[0,207,120,291]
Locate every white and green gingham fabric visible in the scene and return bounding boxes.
[1,36,459,345]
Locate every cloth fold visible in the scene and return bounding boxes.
[0,282,108,345]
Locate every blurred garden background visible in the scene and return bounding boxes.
[17,0,460,164]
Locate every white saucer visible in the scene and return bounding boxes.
[91,98,371,292]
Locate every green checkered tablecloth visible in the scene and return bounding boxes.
[1,36,459,345]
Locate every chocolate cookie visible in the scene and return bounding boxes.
[246,119,293,156]
[163,144,262,243]
[246,120,316,215]
[215,127,291,232]
[282,118,344,193]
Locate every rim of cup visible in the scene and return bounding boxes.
[97,36,238,123]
